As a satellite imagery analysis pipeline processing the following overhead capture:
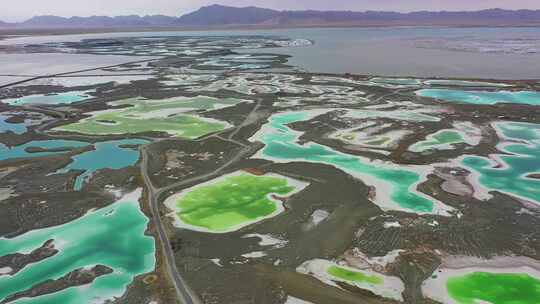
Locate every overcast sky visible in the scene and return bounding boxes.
[3,0,540,22]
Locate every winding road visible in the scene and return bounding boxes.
[138,101,262,304]
[140,147,202,304]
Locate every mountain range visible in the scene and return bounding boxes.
[1,4,540,28]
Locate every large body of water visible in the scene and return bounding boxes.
[2,27,540,79]
[252,27,540,79]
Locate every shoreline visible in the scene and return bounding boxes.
[2,24,540,37]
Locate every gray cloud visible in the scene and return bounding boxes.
[2,0,540,22]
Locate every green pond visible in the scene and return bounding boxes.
[447,272,540,304]
[251,111,450,214]
[2,91,92,106]
[0,190,155,303]
[409,130,465,152]
[167,173,300,233]
[54,96,241,138]
[461,122,540,204]
[416,89,540,105]
[53,139,148,191]
[327,265,383,285]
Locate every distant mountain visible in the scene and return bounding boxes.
[1,5,539,29]
[18,14,178,28]
[180,6,540,26]
[177,4,279,25]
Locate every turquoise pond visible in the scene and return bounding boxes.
[416,89,540,105]
[0,115,27,134]
[251,111,450,214]
[2,91,92,106]
[0,190,155,303]
[53,139,149,190]
[461,121,540,204]
[0,140,89,161]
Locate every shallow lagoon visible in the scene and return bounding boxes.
[370,77,422,87]
[2,91,93,106]
[0,190,155,303]
[416,89,540,106]
[54,139,148,190]
[250,110,453,215]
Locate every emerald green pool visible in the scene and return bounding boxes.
[409,130,465,152]
[251,111,452,215]
[461,122,540,204]
[55,96,241,138]
[416,89,540,105]
[0,190,155,303]
[165,173,304,233]
[328,265,383,285]
[447,272,540,304]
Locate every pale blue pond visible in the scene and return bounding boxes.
[54,139,149,190]
[2,91,92,106]
[0,138,148,190]
[0,140,89,161]
[416,89,540,106]
[370,77,422,86]
[0,115,27,134]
